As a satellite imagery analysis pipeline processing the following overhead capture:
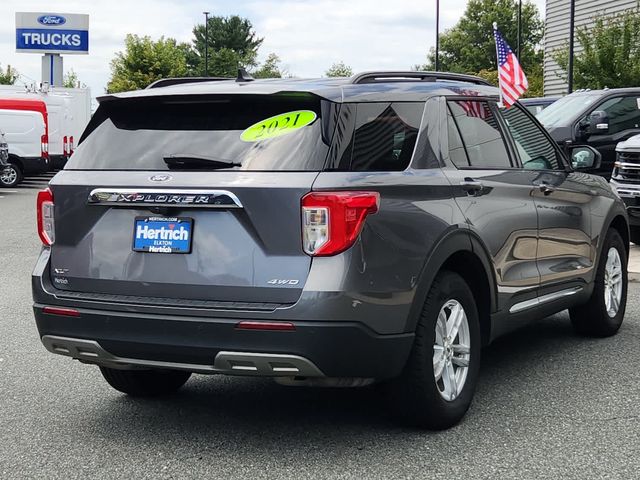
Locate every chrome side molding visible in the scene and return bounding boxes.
[509,286,583,314]
[87,188,243,208]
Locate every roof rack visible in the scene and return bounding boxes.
[349,71,493,87]
[146,77,231,89]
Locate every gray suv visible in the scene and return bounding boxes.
[32,71,629,429]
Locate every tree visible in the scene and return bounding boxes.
[106,34,189,93]
[252,53,285,79]
[475,64,543,98]
[552,6,640,89]
[188,15,263,76]
[325,61,353,78]
[0,64,19,85]
[419,0,543,74]
[63,68,82,88]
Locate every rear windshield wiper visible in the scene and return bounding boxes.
[163,154,242,170]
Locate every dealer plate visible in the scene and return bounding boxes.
[133,217,193,254]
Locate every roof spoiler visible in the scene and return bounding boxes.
[349,71,493,86]
[146,77,231,89]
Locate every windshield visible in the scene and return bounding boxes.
[67,94,333,171]
[536,93,599,127]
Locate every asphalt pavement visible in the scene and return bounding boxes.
[1,183,639,479]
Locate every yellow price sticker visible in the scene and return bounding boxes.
[240,110,317,142]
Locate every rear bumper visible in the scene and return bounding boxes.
[32,248,415,379]
[33,304,413,379]
[50,155,67,170]
[19,156,49,175]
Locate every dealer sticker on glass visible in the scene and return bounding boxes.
[240,110,317,142]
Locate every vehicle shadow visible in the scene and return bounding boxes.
[82,310,634,450]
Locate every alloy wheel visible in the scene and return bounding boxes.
[433,299,471,401]
[0,166,17,186]
[604,246,623,317]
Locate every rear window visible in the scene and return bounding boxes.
[68,94,332,171]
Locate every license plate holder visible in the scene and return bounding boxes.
[133,216,193,254]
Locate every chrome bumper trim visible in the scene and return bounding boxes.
[41,335,325,377]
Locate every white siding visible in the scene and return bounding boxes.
[544,0,638,96]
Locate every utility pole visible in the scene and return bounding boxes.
[568,0,575,93]
[435,0,440,71]
[517,0,522,59]
[203,11,210,77]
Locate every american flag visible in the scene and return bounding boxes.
[457,92,489,119]
[493,24,528,107]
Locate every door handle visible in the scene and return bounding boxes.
[460,178,484,195]
[537,182,555,195]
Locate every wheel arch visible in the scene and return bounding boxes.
[608,214,630,256]
[7,154,24,173]
[407,228,497,346]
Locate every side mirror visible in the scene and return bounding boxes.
[588,110,609,135]
[570,145,601,171]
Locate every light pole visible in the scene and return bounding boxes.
[203,11,210,77]
[568,0,575,93]
[517,0,522,59]
[435,0,440,71]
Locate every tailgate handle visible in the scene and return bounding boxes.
[87,189,243,208]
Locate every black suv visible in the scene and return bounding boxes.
[33,71,629,429]
[537,88,640,179]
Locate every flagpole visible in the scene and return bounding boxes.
[493,22,503,107]
[435,0,440,71]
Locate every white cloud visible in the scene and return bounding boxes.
[0,0,546,98]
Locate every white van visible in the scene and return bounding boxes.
[0,109,47,187]
[0,85,92,168]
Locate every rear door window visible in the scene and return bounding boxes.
[447,100,511,168]
[68,94,333,171]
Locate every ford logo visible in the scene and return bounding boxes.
[149,174,173,182]
[37,15,66,26]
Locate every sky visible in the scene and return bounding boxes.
[0,0,546,98]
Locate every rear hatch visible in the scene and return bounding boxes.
[48,92,335,305]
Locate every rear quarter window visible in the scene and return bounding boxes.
[333,102,424,171]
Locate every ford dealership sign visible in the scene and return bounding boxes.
[16,12,89,54]
[37,15,67,26]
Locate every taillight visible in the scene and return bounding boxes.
[37,188,55,246]
[302,191,379,256]
[63,136,68,156]
[69,136,74,155]
[41,134,49,159]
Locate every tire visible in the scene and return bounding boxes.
[388,271,481,430]
[0,163,22,188]
[630,226,640,246]
[569,228,627,337]
[99,367,191,397]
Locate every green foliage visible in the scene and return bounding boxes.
[188,15,263,76]
[474,65,542,98]
[106,34,189,93]
[63,68,79,88]
[552,6,640,89]
[325,61,353,78]
[420,0,543,73]
[252,53,285,79]
[0,64,19,85]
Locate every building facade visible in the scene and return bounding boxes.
[544,0,638,96]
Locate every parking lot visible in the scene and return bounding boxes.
[0,183,637,479]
